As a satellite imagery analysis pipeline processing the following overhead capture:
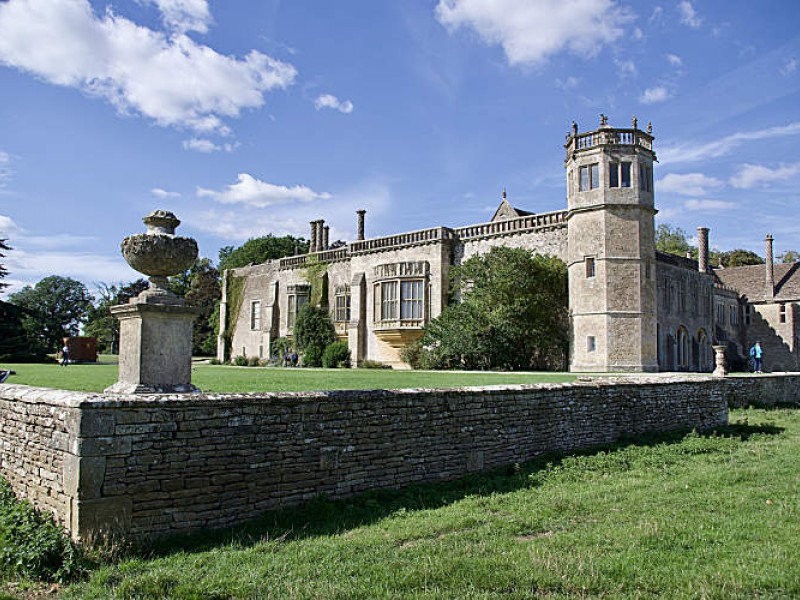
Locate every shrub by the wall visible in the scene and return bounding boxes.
[322,341,351,368]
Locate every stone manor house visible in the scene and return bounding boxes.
[217,116,800,372]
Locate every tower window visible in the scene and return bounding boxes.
[780,303,787,323]
[585,257,596,278]
[609,162,631,188]
[639,163,652,192]
[587,336,596,352]
[745,304,752,325]
[579,163,599,191]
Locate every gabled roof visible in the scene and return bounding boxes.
[713,262,800,303]
[491,198,534,222]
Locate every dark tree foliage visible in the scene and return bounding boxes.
[0,238,10,291]
[218,235,309,272]
[84,279,149,354]
[717,249,764,267]
[183,259,221,356]
[9,276,93,352]
[0,300,47,362]
[412,247,568,371]
[655,224,695,258]
[779,250,800,264]
[293,305,336,367]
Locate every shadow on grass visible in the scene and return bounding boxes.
[123,420,783,562]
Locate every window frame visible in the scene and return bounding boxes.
[250,300,262,331]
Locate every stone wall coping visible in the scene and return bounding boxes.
[0,374,756,410]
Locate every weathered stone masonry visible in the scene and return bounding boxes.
[2,376,797,541]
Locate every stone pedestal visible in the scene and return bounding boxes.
[105,301,198,394]
[712,344,728,377]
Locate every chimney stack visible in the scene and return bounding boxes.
[766,233,775,300]
[323,225,330,251]
[357,209,366,241]
[316,220,325,253]
[309,220,318,253]
[697,227,709,273]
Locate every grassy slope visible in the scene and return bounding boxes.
[60,408,799,599]
[0,362,575,393]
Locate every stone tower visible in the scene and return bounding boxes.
[565,115,658,372]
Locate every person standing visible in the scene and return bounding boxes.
[749,341,764,373]
[60,341,70,367]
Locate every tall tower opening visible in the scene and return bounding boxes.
[565,115,658,372]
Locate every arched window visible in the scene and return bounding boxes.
[677,327,690,370]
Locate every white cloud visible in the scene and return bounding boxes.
[151,187,181,198]
[639,86,671,104]
[314,94,354,114]
[683,199,735,211]
[730,162,800,189]
[555,76,579,90]
[678,1,702,28]
[0,214,21,237]
[140,0,211,33]
[781,57,798,76]
[182,138,238,153]
[615,58,636,77]
[666,53,683,67]
[660,122,800,165]
[196,173,331,208]
[649,6,663,24]
[658,173,723,196]
[0,151,11,188]
[434,0,634,66]
[0,0,297,134]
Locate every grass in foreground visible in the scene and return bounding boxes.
[56,408,800,599]
[0,360,576,393]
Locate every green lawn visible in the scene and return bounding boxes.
[0,360,576,393]
[53,408,798,599]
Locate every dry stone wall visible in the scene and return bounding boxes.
[2,375,796,542]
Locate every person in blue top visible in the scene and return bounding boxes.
[749,341,764,373]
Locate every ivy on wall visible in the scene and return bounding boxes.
[222,272,246,358]
[303,256,329,308]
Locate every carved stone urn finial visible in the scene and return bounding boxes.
[121,210,198,304]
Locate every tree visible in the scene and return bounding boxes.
[84,279,149,353]
[0,238,10,291]
[412,247,568,371]
[183,259,221,356]
[655,224,695,257]
[9,276,93,352]
[778,250,800,264]
[293,305,336,367]
[717,249,763,267]
[218,235,309,272]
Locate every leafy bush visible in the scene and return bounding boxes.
[322,341,351,368]
[247,356,261,367]
[231,355,249,367]
[0,478,85,582]
[359,360,391,369]
[271,336,292,361]
[208,358,222,365]
[294,305,336,367]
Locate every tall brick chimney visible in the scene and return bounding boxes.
[316,220,325,252]
[766,233,775,300]
[697,227,709,273]
[323,225,330,251]
[309,220,318,253]
[357,209,366,241]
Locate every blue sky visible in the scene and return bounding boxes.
[1,0,799,296]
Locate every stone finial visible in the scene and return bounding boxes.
[502,188,507,200]
[647,122,653,135]
[600,114,609,127]
[572,121,578,136]
[632,115,638,129]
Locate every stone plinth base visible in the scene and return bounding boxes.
[107,301,198,394]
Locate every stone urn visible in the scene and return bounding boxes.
[121,210,198,304]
